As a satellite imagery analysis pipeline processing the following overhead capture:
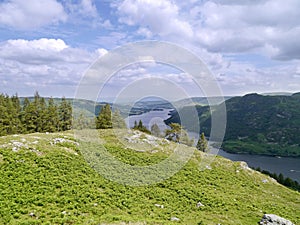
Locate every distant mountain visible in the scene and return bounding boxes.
[166,93,300,157]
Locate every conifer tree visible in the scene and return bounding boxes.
[196,132,209,152]
[96,104,112,129]
[112,109,127,129]
[44,98,59,132]
[58,97,72,131]
[133,120,150,134]
[11,94,22,133]
[0,94,8,136]
[165,123,193,145]
[37,97,47,132]
[22,97,37,133]
[151,123,161,137]
[165,123,182,142]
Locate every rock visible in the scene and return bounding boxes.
[205,165,212,170]
[196,202,204,207]
[170,217,180,221]
[240,161,251,170]
[154,204,164,208]
[259,214,294,225]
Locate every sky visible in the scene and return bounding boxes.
[1,0,300,101]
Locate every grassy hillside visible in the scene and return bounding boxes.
[0,130,299,224]
[166,93,300,157]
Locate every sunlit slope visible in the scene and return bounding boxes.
[0,130,299,224]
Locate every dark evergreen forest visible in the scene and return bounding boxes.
[0,92,72,136]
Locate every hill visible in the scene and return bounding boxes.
[0,130,299,224]
[165,93,300,157]
[173,96,232,107]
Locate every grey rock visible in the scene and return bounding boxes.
[170,217,180,221]
[259,214,294,225]
[196,201,204,207]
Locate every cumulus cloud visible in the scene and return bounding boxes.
[115,0,300,61]
[193,0,300,60]
[0,38,105,97]
[0,0,67,29]
[117,0,193,39]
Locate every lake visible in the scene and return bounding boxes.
[127,109,300,182]
[218,149,300,182]
[125,108,173,132]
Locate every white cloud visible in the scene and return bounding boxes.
[0,0,67,29]
[0,38,104,97]
[65,0,98,18]
[193,0,300,60]
[117,0,193,39]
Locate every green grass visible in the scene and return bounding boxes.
[0,130,299,224]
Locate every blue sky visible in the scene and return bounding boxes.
[1,0,300,101]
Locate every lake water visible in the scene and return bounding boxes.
[218,149,300,182]
[127,109,300,182]
[125,109,173,132]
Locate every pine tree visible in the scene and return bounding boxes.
[165,123,182,142]
[44,98,59,132]
[165,123,193,145]
[133,120,150,134]
[0,94,8,136]
[37,97,47,132]
[133,120,138,129]
[180,129,194,146]
[96,104,112,129]
[58,97,72,131]
[112,109,127,129]
[196,133,208,152]
[151,123,161,137]
[11,94,23,133]
[22,97,37,133]
[32,91,42,132]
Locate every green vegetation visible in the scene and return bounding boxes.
[96,104,127,129]
[0,130,299,224]
[166,93,300,157]
[253,167,300,192]
[112,109,127,129]
[0,92,72,136]
[196,133,209,152]
[150,123,161,137]
[96,104,113,129]
[165,123,193,146]
[133,120,151,134]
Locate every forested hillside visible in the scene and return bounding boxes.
[165,93,300,157]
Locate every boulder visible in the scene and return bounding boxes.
[196,202,204,207]
[170,217,180,221]
[259,214,294,225]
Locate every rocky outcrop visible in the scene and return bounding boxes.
[259,214,294,225]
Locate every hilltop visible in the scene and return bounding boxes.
[165,93,300,157]
[0,129,299,224]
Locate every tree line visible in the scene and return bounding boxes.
[253,167,300,192]
[1,95,209,152]
[0,92,72,136]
